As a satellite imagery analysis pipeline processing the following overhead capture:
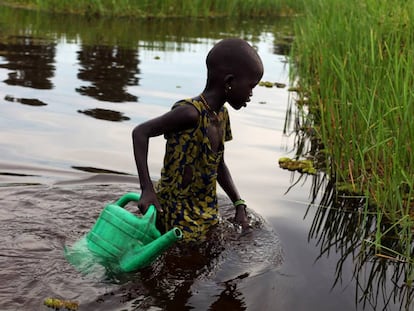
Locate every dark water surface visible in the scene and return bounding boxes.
[0,7,405,311]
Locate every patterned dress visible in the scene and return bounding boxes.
[156,98,232,242]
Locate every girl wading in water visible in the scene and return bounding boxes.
[132,38,264,242]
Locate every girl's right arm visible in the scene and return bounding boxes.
[132,121,161,214]
[131,103,199,214]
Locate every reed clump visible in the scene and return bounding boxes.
[0,0,300,18]
[289,0,414,262]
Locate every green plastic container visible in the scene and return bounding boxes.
[120,226,182,272]
[65,192,182,273]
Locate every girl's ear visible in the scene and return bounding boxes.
[224,74,234,89]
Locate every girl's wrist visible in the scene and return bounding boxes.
[233,199,246,207]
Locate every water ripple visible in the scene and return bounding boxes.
[0,180,282,310]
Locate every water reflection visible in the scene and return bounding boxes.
[77,108,130,121]
[0,180,280,310]
[272,34,293,57]
[71,166,131,175]
[0,35,55,89]
[307,178,413,310]
[284,91,414,310]
[4,95,47,106]
[0,7,292,108]
[94,198,279,311]
[76,45,140,102]
[0,6,291,310]
[209,276,247,310]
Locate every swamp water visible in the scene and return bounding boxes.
[0,7,409,311]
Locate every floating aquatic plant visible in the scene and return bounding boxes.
[43,298,79,310]
[278,157,317,175]
[259,81,286,88]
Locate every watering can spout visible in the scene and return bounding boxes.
[120,227,183,272]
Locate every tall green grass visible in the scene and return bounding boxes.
[289,0,414,262]
[0,0,300,17]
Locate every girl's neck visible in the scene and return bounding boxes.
[200,89,225,113]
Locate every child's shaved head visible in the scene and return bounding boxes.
[206,38,263,83]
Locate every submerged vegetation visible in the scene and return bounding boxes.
[0,0,300,18]
[287,0,414,302]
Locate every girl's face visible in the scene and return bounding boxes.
[226,71,262,110]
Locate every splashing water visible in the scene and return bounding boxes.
[0,178,282,310]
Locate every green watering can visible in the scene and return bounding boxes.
[65,192,182,273]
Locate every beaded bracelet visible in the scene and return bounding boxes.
[233,199,246,207]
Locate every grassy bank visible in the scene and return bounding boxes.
[289,0,414,263]
[0,0,300,18]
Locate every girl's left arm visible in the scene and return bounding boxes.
[217,158,240,203]
[217,158,250,230]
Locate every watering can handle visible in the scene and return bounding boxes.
[115,192,141,207]
[114,192,156,218]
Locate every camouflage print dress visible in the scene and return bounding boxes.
[156,98,232,242]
